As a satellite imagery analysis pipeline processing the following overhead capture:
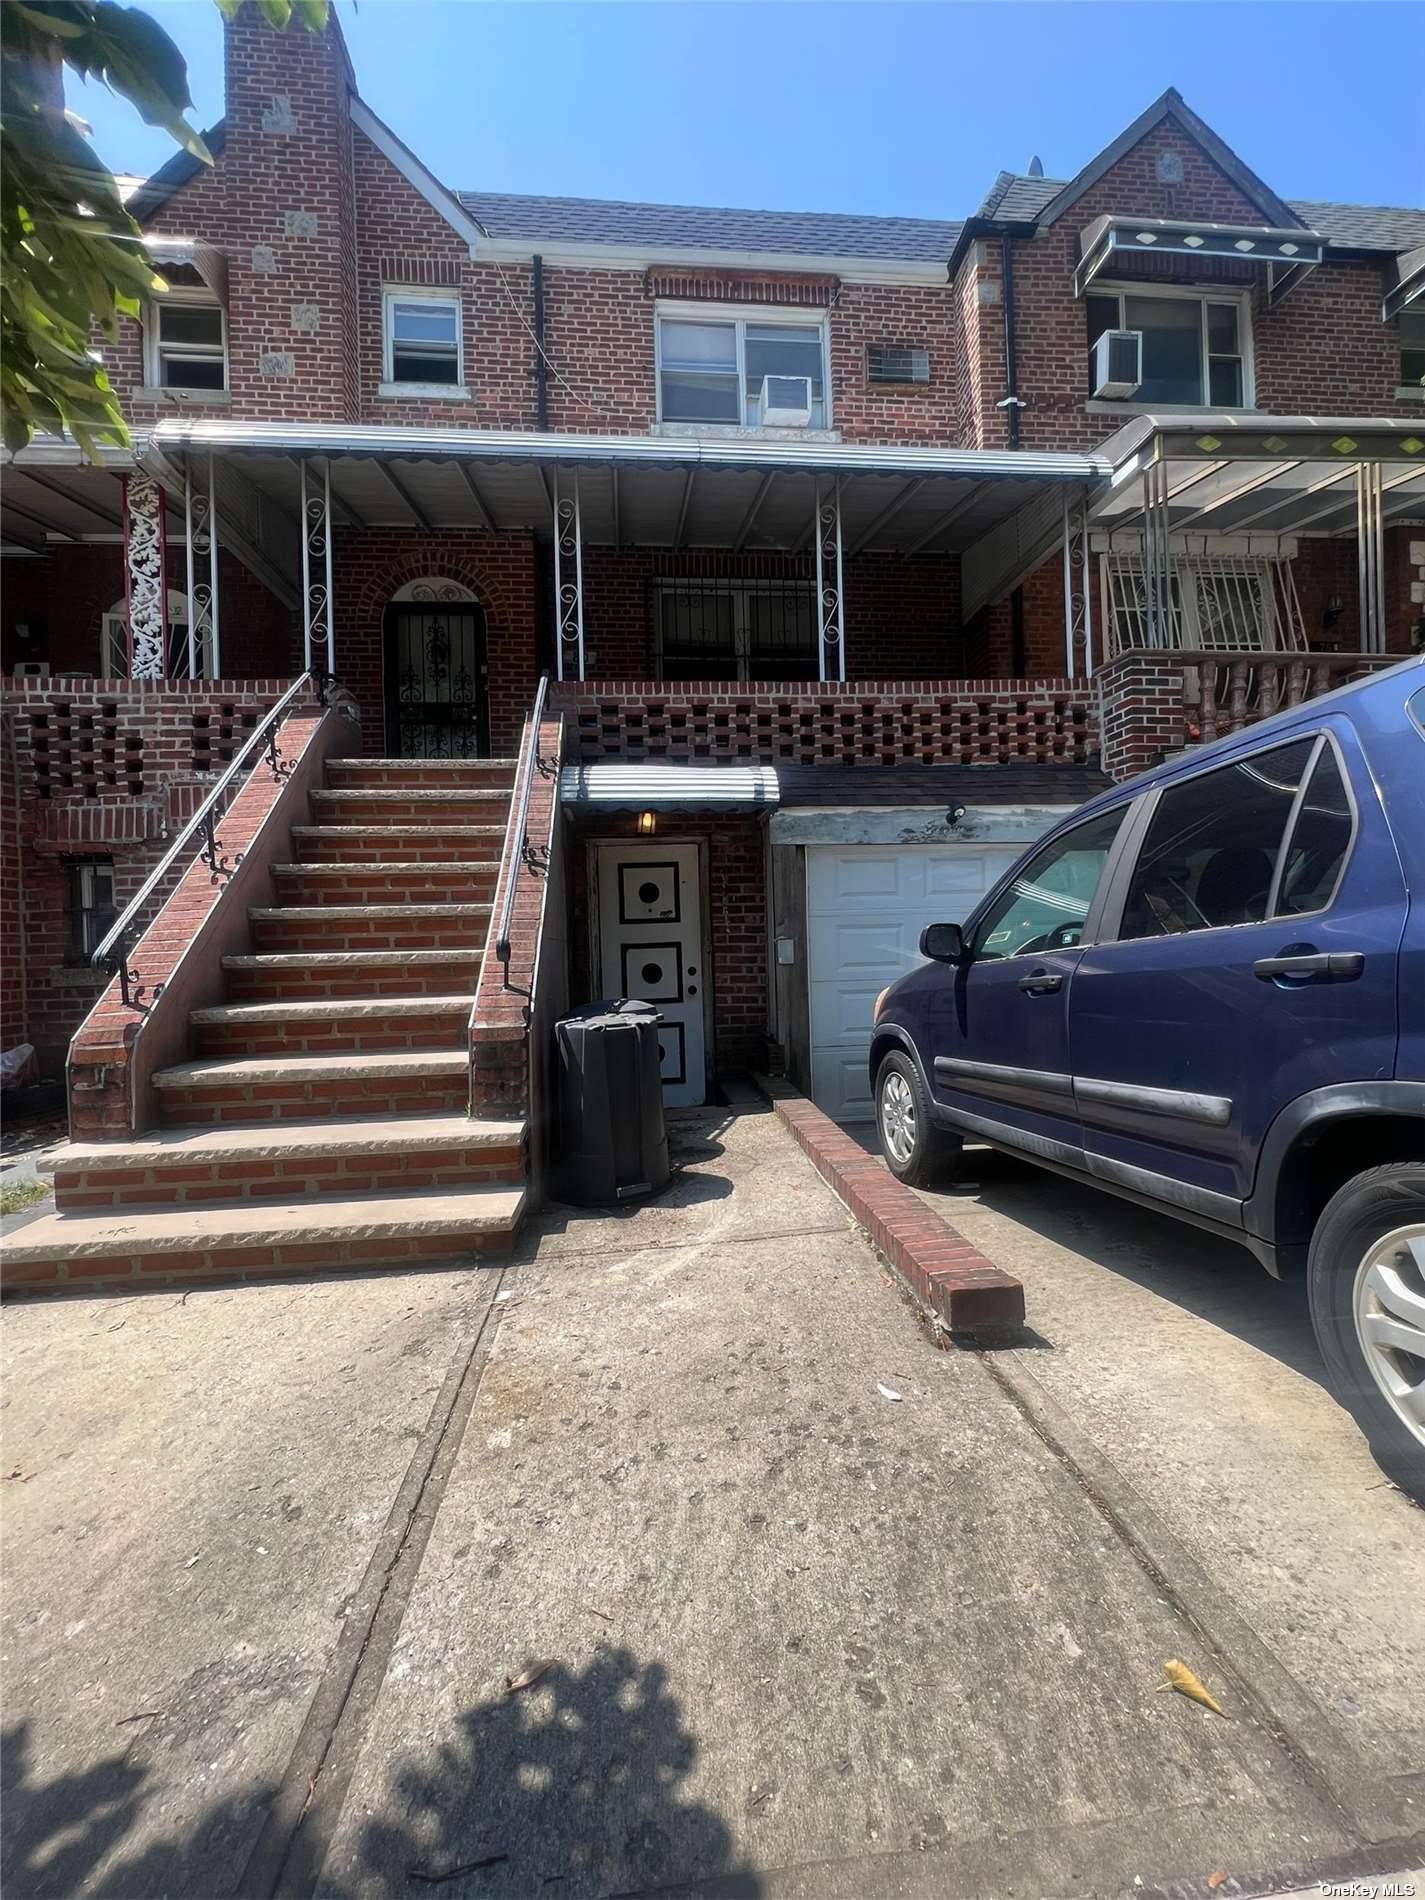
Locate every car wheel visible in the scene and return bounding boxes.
[1307,1164,1425,1503]
[876,1052,960,1188]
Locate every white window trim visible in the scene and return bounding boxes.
[383,285,466,393]
[655,301,832,430]
[145,284,228,393]
[1088,280,1255,410]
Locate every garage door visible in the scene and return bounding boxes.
[807,843,1021,1122]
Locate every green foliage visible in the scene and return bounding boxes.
[0,0,328,459]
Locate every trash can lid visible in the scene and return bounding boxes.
[558,998,663,1032]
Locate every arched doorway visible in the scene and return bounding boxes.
[383,579,490,757]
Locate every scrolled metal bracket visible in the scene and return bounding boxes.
[104,933,164,1015]
[198,810,244,883]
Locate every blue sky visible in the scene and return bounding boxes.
[74,2,1422,220]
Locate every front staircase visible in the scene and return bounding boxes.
[6,756,529,1291]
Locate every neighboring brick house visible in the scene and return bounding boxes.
[2,7,1422,1120]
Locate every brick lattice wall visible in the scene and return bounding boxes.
[554,680,1096,767]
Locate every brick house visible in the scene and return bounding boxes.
[1,12,1421,1284]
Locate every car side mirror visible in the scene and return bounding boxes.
[920,922,967,964]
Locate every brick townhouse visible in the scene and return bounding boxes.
[1,10,1421,1287]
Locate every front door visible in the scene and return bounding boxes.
[384,603,490,758]
[595,843,706,1108]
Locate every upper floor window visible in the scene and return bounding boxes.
[149,293,226,391]
[1402,309,1425,390]
[384,290,463,388]
[657,309,828,428]
[1087,287,1249,407]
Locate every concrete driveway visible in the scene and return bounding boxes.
[3,1103,1423,1900]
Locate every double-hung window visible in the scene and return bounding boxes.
[1087,287,1250,406]
[150,294,227,391]
[66,858,117,964]
[658,310,828,428]
[1401,309,1425,391]
[384,290,463,388]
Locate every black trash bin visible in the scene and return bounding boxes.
[555,999,670,1205]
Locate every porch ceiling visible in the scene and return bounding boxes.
[143,421,1107,559]
[0,446,138,554]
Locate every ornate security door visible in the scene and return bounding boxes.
[384,593,491,758]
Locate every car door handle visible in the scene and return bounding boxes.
[1252,951,1364,982]
[1018,970,1063,995]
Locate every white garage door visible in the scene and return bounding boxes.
[807,843,1021,1122]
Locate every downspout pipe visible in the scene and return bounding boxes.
[1000,235,1028,673]
[532,254,549,431]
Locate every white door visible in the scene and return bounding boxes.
[807,843,1021,1122]
[596,843,706,1108]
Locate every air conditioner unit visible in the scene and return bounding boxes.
[1091,329,1143,399]
[759,374,813,427]
[13,661,49,679]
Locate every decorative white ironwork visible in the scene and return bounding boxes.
[1100,550,1307,659]
[1061,492,1094,679]
[552,468,585,681]
[184,452,219,679]
[300,458,335,675]
[123,473,167,680]
[1357,463,1386,653]
[813,478,846,683]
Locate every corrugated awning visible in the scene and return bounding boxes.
[145,237,229,304]
[560,764,779,811]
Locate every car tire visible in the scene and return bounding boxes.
[875,1051,961,1188]
[1307,1164,1425,1504]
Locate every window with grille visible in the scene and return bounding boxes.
[1100,553,1306,656]
[66,858,117,963]
[653,581,818,681]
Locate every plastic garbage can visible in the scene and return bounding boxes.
[555,999,670,1204]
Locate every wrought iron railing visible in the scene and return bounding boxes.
[493,673,552,983]
[92,670,337,1010]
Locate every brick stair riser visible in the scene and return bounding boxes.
[311,795,511,826]
[326,764,516,790]
[293,833,502,864]
[53,1145,524,1210]
[156,1072,469,1127]
[225,960,482,1001]
[272,869,498,905]
[192,1015,468,1059]
[2,1228,513,1294]
[251,913,489,952]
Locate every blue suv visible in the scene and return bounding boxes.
[871,659,1425,1495]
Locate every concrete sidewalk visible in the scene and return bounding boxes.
[3,1104,1422,1899]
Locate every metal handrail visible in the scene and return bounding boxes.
[494,673,551,976]
[93,668,333,1008]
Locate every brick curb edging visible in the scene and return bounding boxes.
[754,1075,1025,1337]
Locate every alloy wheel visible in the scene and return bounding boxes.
[1353,1224,1425,1447]
[880,1070,917,1167]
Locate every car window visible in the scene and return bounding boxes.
[1117,737,1316,942]
[1275,740,1354,917]
[973,807,1127,961]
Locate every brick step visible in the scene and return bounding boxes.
[1,1183,525,1293]
[325,758,517,790]
[44,1113,524,1209]
[309,788,511,827]
[224,949,482,1000]
[290,825,505,863]
[190,994,474,1059]
[269,862,499,905]
[250,904,491,953]
[153,1051,469,1126]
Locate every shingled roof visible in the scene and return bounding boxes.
[456,189,964,263]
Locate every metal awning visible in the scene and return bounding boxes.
[146,237,229,304]
[0,440,135,555]
[560,764,779,811]
[143,419,1109,559]
[1074,215,1324,302]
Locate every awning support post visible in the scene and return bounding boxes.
[1140,459,1175,649]
[1062,490,1094,679]
[184,451,220,679]
[1356,463,1386,654]
[552,467,585,681]
[300,457,335,678]
[123,471,167,680]
[814,477,846,683]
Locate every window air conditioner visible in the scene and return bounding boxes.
[759,374,813,427]
[1091,329,1143,399]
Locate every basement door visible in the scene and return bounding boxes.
[595,843,707,1108]
[807,843,1020,1122]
